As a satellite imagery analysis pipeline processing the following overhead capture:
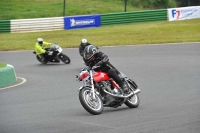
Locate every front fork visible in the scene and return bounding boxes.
[89,70,96,99]
[77,70,97,100]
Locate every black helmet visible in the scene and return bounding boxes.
[83,45,98,61]
[37,38,43,45]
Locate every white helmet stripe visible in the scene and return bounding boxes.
[87,45,92,53]
[92,47,97,53]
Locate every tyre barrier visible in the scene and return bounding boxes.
[0,64,17,88]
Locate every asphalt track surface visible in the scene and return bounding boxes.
[0,43,200,133]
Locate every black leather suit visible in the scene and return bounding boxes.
[85,51,124,88]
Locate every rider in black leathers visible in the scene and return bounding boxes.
[79,38,99,64]
[83,45,128,92]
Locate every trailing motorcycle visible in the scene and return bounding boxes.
[76,64,140,115]
[33,43,70,64]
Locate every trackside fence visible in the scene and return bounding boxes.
[1,7,200,33]
[0,9,173,33]
[100,9,167,26]
[0,20,10,33]
[11,17,64,33]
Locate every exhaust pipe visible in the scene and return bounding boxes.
[133,89,141,94]
[103,88,140,98]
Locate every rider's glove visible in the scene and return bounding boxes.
[92,65,100,70]
[102,56,109,63]
[96,61,103,66]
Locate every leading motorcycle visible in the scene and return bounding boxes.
[76,64,141,115]
[33,43,70,64]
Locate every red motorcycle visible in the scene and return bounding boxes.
[76,64,141,115]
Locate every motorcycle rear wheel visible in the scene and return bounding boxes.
[124,82,140,108]
[79,87,103,115]
[59,54,70,64]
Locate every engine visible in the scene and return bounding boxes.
[99,81,117,106]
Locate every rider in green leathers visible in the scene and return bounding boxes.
[35,38,52,62]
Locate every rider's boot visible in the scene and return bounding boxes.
[119,82,128,93]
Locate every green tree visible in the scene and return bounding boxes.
[176,0,200,7]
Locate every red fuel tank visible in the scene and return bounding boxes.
[93,72,110,82]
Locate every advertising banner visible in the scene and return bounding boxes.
[64,15,101,30]
[168,6,200,21]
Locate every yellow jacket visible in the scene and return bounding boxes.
[35,41,52,55]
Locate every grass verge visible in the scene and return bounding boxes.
[0,18,200,51]
[0,63,7,68]
[0,0,140,20]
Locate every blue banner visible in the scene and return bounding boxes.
[64,15,101,30]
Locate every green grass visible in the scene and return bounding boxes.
[1,0,197,52]
[0,18,200,51]
[0,62,7,68]
[0,0,140,20]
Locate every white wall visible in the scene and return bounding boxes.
[11,17,64,33]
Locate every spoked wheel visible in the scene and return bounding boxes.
[59,54,70,64]
[79,87,103,115]
[124,82,140,108]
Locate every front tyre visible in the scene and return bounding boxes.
[79,87,103,115]
[59,54,70,64]
[124,82,140,108]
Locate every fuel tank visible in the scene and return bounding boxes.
[93,72,110,82]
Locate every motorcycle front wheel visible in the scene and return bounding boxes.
[59,54,70,64]
[79,87,103,115]
[124,82,140,108]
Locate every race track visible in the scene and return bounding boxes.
[0,43,200,133]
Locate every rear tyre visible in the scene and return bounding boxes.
[124,82,140,108]
[79,87,103,115]
[59,54,70,64]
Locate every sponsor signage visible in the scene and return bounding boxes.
[64,15,101,30]
[168,6,200,21]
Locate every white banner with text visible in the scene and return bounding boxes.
[168,6,200,21]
